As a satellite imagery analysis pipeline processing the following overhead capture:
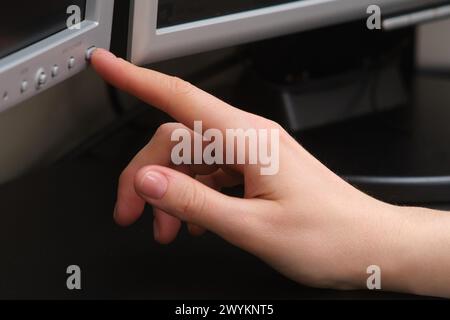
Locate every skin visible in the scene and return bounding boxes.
[91,49,450,298]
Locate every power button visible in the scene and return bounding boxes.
[85,46,97,61]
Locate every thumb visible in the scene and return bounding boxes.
[134,166,262,240]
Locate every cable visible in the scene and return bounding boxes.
[106,84,126,117]
[59,105,148,162]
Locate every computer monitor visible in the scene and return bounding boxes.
[0,0,446,113]
[127,0,444,65]
[0,1,114,112]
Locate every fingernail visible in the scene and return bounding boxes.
[139,171,168,200]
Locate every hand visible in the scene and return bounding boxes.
[91,49,450,297]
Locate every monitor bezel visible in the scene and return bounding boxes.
[0,0,114,112]
[129,0,431,65]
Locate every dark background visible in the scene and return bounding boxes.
[157,0,301,28]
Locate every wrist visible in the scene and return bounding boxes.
[339,200,417,293]
[321,198,409,291]
[384,205,450,297]
[371,204,417,294]
[364,204,450,297]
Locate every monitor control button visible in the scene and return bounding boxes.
[85,46,97,61]
[38,73,47,85]
[21,81,28,93]
[35,69,47,89]
[68,57,76,70]
[51,65,59,78]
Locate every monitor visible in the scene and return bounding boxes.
[127,0,445,65]
[0,0,114,112]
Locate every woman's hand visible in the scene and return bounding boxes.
[92,49,450,297]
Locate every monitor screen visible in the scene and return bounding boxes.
[157,0,301,28]
[0,0,87,59]
[132,0,435,65]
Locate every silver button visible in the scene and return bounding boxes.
[35,69,47,89]
[21,81,28,93]
[51,65,59,78]
[85,46,97,61]
[68,57,76,69]
[38,73,47,86]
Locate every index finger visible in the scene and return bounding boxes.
[91,49,250,132]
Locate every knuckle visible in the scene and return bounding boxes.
[263,118,283,131]
[264,119,289,142]
[154,123,184,140]
[167,76,193,97]
[267,119,283,130]
[247,114,282,130]
[178,183,207,222]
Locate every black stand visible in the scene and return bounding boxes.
[298,75,450,204]
[223,21,450,204]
